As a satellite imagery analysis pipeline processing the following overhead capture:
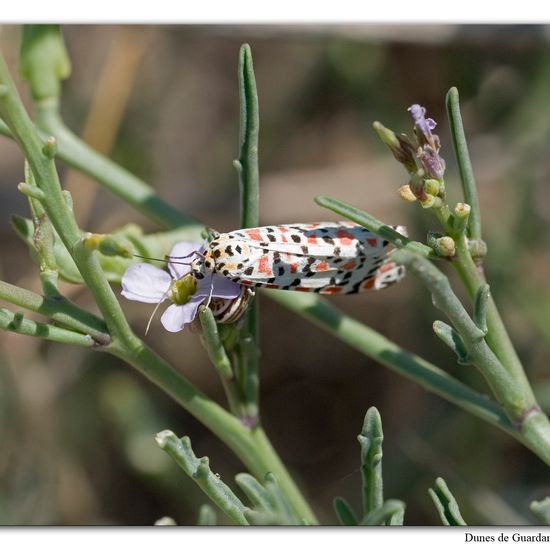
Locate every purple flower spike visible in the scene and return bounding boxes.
[408,104,437,149]
[408,104,446,180]
[121,241,242,333]
[419,147,446,180]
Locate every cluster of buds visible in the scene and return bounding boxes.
[374,104,446,209]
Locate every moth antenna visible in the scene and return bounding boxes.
[167,250,206,261]
[133,253,169,263]
[133,248,204,267]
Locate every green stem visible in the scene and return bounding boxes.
[394,250,525,417]
[35,100,203,232]
[446,87,482,241]
[0,52,317,522]
[453,236,536,403]
[360,500,406,526]
[0,307,95,347]
[359,407,384,515]
[429,477,467,526]
[110,338,317,523]
[266,290,514,437]
[236,44,260,230]
[315,195,434,258]
[234,43,260,420]
[0,279,109,344]
[0,55,135,344]
[394,249,550,465]
[156,430,250,525]
[0,107,202,234]
[199,307,242,415]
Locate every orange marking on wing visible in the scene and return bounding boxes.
[307,236,318,244]
[341,260,357,270]
[362,278,375,290]
[367,238,378,247]
[290,263,299,273]
[246,229,263,241]
[322,286,343,295]
[378,262,394,273]
[265,283,279,289]
[335,229,354,245]
[316,261,330,272]
[296,287,312,292]
[277,226,289,242]
[258,256,272,275]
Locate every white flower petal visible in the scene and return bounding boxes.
[167,241,204,279]
[195,274,241,299]
[160,300,202,332]
[121,263,172,303]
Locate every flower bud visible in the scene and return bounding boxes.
[419,195,443,209]
[424,178,441,196]
[82,233,134,258]
[397,184,417,202]
[454,202,471,218]
[468,238,488,259]
[373,121,418,173]
[433,236,456,257]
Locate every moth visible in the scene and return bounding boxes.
[191,221,406,295]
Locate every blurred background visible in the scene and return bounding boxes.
[1,24,550,525]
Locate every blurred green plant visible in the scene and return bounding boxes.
[1,25,550,525]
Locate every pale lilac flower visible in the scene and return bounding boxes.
[408,103,446,180]
[121,241,241,332]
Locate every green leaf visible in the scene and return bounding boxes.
[333,497,359,526]
[235,472,304,525]
[360,500,406,526]
[445,87,482,241]
[473,283,491,335]
[235,43,260,230]
[155,430,249,525]
[233,43,260,421]
[530,497,550,525]
[433,320,471,365]
[314,195,433,258]
[235,473,273,511]
[358,407,384,515]
[198,504,217,526]
[20,25,71,100]
[428,477,467,526]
